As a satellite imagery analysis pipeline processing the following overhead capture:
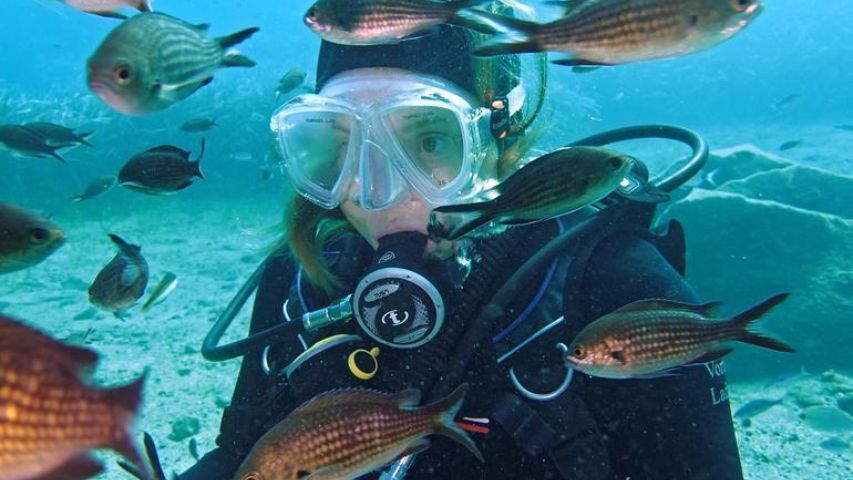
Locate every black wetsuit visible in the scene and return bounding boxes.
[181,216,743,480]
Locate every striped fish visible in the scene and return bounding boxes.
[0,314,147,480]
[474,0,763,67]
[429,146,633,240]
[304,0,490,45]
[235,384,483,480]
[88,234,149,315]
[87,12,259,115]
[118,139,205,195]
[564,293,794,379]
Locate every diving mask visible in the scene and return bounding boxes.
[270,70,496,210]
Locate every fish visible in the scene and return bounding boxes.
[834,124,853,132]
[118,139,205,195]
[22,122,94,148]
[180,118,218,133]
[234,383,483,480]
[819,437,849,453]
[772,93,801,109]
[734,397,784,419]
[429,146,633,240]
[563,293,795,379]
[88,233,149,315]
[0,202,66,274]
[779,140,802,151]
[0,313,147,480]
[140,271,178,313]
[473,0,763,67]
[303,0,491,46]
[802,406,853,433]
[71,175,116,202]
[275,69,307,101]
[87,12,259,115]
[56,0,152,19]
[0,124,67,163]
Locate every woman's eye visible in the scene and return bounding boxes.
[422,136,439,153]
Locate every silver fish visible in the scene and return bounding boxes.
[87,13,259,114]
[88,234,149,315]
[180,118,218,133]
[474,0,763,67]
[71,175,116,202]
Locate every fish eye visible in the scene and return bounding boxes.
[306,7,316,20]
[113,64,133,86]
[608,156,624,170]
[573,347,586,359]
[30,228,49,243]
[243,474,261,480]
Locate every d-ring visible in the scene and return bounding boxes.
[509,343,574,402]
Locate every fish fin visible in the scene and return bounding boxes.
[106,374,147,477]
[610,298,723,317]
[144,145,187,156]
[138,0,154,13]
[469,11,540,57]
[216,26,260,49]
[423,383,484,462]
[393,388,423,410]
[158,77,213,101]
[552,58,612,68]
[222,53,256,68]
[302,464,344,480]
[428,208,493,241]
[193,23,210,32]
[108,233,142,257]
[687,348,735,365]
[35,453,104,480]
[610,350,627,365]
[194,137,206,166]
[632,369,682,380]
[571,66,603,74]
[76,131,94,146]
[449,8,505,35]
[730,293,795,353]
[49,149,67,163]
[396,438,431,460]
[140,273,178,313]
[90,11,128,20]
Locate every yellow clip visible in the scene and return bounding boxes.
[348,347,380,380]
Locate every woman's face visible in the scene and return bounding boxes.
[321,69,497,259]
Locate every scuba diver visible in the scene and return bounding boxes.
[165,2,745,479]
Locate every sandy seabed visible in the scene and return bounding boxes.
[2,122,852,479]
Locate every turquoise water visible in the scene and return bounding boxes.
[1,1,851,478]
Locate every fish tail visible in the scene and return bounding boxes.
[729,292,795,352]
[194,138,206,180]
[469,11,541,57]
[78,131,94,147]
[108,233,142,256]
[106,373,148,479]
[50,149,67,164]
[217,27,259,67]
[424,383,484,462]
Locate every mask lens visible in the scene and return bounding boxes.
[360,140,405,210]
[276,110,355,205]
[382,106,465,190]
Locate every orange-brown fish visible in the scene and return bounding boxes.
[57,0,152,19]
[474,0,763,67]
[0,202,65,274]
[0,314,148,480]
[234,384,483,480]
[88,234,149,315]
[564,293,794,379]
